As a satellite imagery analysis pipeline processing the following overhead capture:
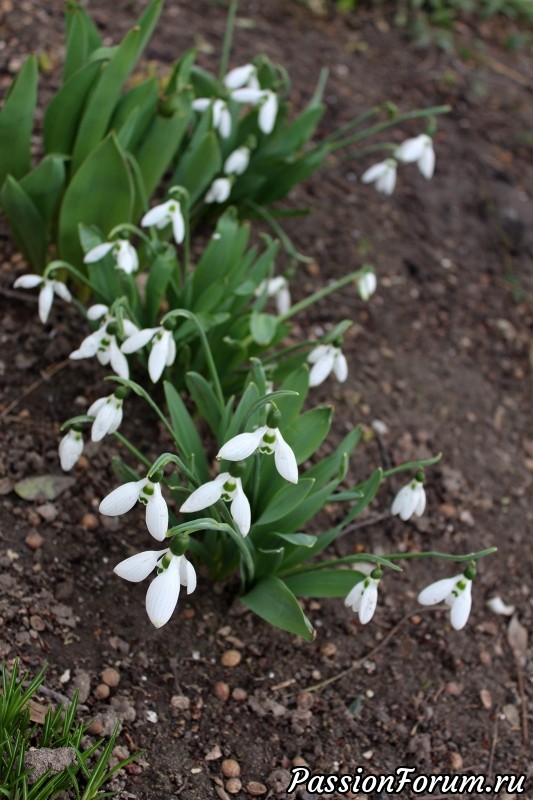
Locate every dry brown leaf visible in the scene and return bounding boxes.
[507,615,528,667]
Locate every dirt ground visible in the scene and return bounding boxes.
[0,1,532,798]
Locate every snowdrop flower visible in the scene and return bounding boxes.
[391,476,426,521]
[224,63,259,91]
[358,271,377,302]
[223,146,251,176]
[418,571,474,630]
[361,158,397,196]
[84,239,139,274]
[204,177,232,204]
[99,476,168,541]
[121,323,176,383]
[70,305,139,379]
[192,97,232,138]
[395,133,435,179]
[307,344,348,387]
[218,414,298,484]
[58,427,84,471]
[141,198,185,245]
[345,571,381,624]
[87,390,125,442]
[231,87,278,135]
[255,276,291,315]
[114,548,196,628]
[180,466,251,537]
[13,274,72,324]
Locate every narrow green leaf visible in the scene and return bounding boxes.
[63,8,90,81]
[19,155,67,232]
[186,372,222,437]
[284,569,365,598]
[274,365,309,427]
[254,478,314,527]
[59,134,134,267]
[144,249,178,326]
[0,56,37,185]
[285,406,333,464]
[276,533,317,547]
[304,426,362,487]
[164,382,209,481]
[242,576,315,641]
[113,78,159,152]
[340,468,383,527]
[43,59,103,155]
[134,101,192,201]
[1,176,47,271]
[170,130,221,204]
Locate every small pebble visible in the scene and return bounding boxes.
[214,681,230,701]
[232,687,247,701]
[320,642,337,659]
[225,778,242,794]
[221,649,241,667]
[247,781,267,796]
[94,683,110,700]
[101,667,120,687]
[25,532,43,551]
[449,751,463,770]
[170,694,190,711]
[82,513,99,531]
[29,615,45,631]
[222,759,241,778]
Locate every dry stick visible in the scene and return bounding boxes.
[516,661,529,746]
[303,606,437,694]
[0,359,70,420]
[486,707,499,782]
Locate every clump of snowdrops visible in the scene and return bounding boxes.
[5,0,495,640]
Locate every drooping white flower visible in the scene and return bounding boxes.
[204,177,232,204]
[391,478,426,521]
[486,596,515,616]
[231,87,278,135]
[141,198,185,245]
[218,426,298,484]
[358,271,377,302]
[361,158,397,196]
[99,478,168,541]
[223,146,251,176]
[180,473,251,537]
[114,549,196,629]
[395,133,435,179]
[307,344,348,388]
[13,274,72,324]
[84,239,139,274]
[345,575,380,624]
[58,428,84,471]
[87,392,124,442]
[70,306,139,380]
[418,573,473,631]
[121,325,176,383]
[224,63,259,91]
[192,97,232,138]
[255,276,291,315]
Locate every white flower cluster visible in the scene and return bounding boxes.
[362,133,436,196]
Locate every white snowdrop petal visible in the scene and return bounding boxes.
[91,402,117,442]
[165,335,177,367]
[145,558,181,628]
[53,281,72,303]
[395,135,426,163]
[83,242,114,263]
[116,241,139,273]
[70,330,104,360]
[307,345,329,365]
[333,352,348,383]
[141,201,172,228]
[450,584,472,630]
[419,145,435,179]
[180,476,225,513]
[148,333,170,383]
[231,87,265,104]
[414,485,426,516]
[259,91,278,134]
[344,584,363,612]
[378,167,396,195]
[218,429,266,461]
[309,349,335,387]
[180,556,197,593]
[218,106,232,139]
[192,97,211,112]
[171,206,185,244]
[276,286,291,315]
[230,483,251,536]
[417,576,459,606]
[273,431,298,484]
[38,282,54,324]
[361,162,388,183]
[224,147,250,175]
[146,485,169,541]
[99,479,146,516]
[87,304,109,320]
[114,549,166,582]
[359,582,378,624]
[109,338,130,379]
[122,319,140,337]
[14,274,43,289]
[121,327,158,354]
[106,404,123,434]
[87,396,106,417]
[59,431,83,471]
[224,63,256,89]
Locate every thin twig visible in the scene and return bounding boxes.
[486,707,499,781]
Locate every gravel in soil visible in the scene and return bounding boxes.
[1,1,532,798]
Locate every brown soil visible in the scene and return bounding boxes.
[1,2,532,799]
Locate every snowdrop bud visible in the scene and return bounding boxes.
[361,158,397,196]
[358,271,377,302]
[223,146,251,176]
[391,478,426,521]
[224,63,257,90]
[205,177,232,204]
[418,573,473,631]
[58,428,84,471]
[395,133,435,179]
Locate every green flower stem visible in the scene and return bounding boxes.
[325,104,385,143]
[282,552,403,577]
[46,260,100,295]
[148,452,199,486]
[337,142,397,162]
[163,309,224,408]
[219,0,239,81]
[385,547,498,563]
[112,431,152,470]
[330,105,451,152]
[382,453,442,478]
[107,222,150,245]
[278,270,363,323]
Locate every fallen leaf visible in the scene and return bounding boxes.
[507,615,528,667]
[14,475,75,501]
